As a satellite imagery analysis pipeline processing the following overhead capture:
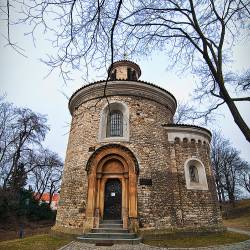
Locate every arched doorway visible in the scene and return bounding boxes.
[85,144,139,231]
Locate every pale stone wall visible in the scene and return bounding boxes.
[55,94,173,231]
[55,80,223,233]
[163,138,223,230]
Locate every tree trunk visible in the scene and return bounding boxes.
[221,188,225,202]
[218,79,250,142]
[215,180,222,202]
[228,193,235,207]
[218,189,222,203]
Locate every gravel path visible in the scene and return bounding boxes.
[227,227,250,236]
[59,240,250,250]
[59,228,250,250]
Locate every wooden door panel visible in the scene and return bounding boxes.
[104,179,122,219]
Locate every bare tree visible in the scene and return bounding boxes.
[0,105,49,189]
[0,98,63,199]
[211,131,249,204]
[0,100,17,181]
[242,174,250,194]
[220,148,244,204]
[211,131,229,203]
[173,101,195,124]
[1,0,250,141]
[47,167,62,206]
[0,97,64,221]
[239,163,250,194]
[31,149,63,201]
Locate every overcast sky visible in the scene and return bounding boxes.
[0,21,250,164]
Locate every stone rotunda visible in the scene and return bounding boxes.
[54,60,223,238]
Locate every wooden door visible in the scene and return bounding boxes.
[103,179,122,220]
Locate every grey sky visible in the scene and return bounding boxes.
[0,22,249,163]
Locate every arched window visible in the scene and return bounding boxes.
[110,69,117,80]
[99,102,129,142]
[127,68,132,80]
[189,165,199,183]
[107,111,123,137]
[184,158,208,190]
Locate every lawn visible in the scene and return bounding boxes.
[222,199,250,230]
[0,231,249,249]
[0,234,72,250]
[1,199,250,250]
[144,200,250,248]
[143,231,250,248]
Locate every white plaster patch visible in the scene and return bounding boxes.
[166,126,211,144]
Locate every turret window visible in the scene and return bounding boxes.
[127,68,132,80]
[127,67,137,80]
[107,111,123,137]
[110,69,117,80]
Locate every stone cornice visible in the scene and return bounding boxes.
[69,80,177,115]
[164,124,212,143]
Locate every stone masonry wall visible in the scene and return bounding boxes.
[55,88,223,233]
[55,94,174,232]
[166,138,223,230]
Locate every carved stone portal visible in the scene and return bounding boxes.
[85,145,138,232]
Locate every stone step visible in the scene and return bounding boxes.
[101,220,122,224]
[92,228,129,233]
[83,232,136,239]
[99,223,123,228]
[77,236,141,245]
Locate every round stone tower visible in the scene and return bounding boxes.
[54,60,223,235]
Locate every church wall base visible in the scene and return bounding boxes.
[128,217,139,233]
[52,218,225,235]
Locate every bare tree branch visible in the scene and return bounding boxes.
[2,0,250,140]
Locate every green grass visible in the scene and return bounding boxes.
[1,199,250,250]
[0,234,72,250]
[143,232,250,248]
[1,231,249,249]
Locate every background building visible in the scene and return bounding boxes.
[34,193,60,210]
